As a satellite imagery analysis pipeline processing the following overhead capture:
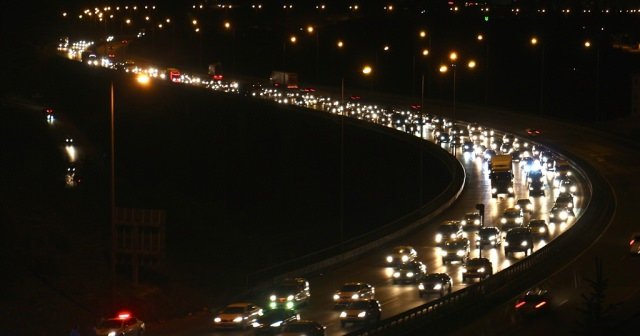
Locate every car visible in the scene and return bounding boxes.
[268,278,310,309]
[461,258,493,282]
[436,133,450,144]
[462,141,475,153]
[554,159,572,178]
[43,107,55,115]
[515,288,551,316]
[440,238,470,264]
[476,226,503,248]
[554,193,575,215]
[474,144,487,157]
[470,130,484,142]
[418,273,453,298]
[392,260,427,284]
[65,137,74,146]
[252,308,299,335]
[557,177,578,194]
[461,212,482,231]
[385,245,417,265]
[528,180,546,197]
[500,142,513,154]
[630,233,640,255]
[526,128,542,137]
[511,150,522,162]
[539,150,553,163]
[279,320,326,336]
[333,283,375,307]
[482,128,495,138]
[434,221,464,245]
[213,302,263,329]
[467,123,483,132]
[544,158,556,172]
[528,219,550,239]
[450,135,464,146]
[548,205,570,226]
[448,124,466,136]
[94,312,145,336]
[519,157,535,172]
[527,169,546,184]
[502,133,515,144]
[504,227,534,256]
[490,138,503,151]
[483,149,497,162]
[500,208,524,231]
[339,300,381,327]
[515,199,534,213]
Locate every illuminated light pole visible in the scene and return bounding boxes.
[440,52,476,121]
[531,36,545,114]
[420,48,430,114]
[224,20,236,73]
[337,40,345,105]
[282,35,297,70]
[110,75,150,284]
[584,39,601,120]
[307,25,320,81]
[477,33,490,104]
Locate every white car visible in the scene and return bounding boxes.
[385,246,417,265]
[213,302,263,329]
[333,283,375,307]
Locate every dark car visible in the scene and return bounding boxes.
[528,180,546,197]
[94,312,145,336]
[418,273,453,298]
[555,192,575,215]
[268,278,310,309]
[441,238,470,264]
[279,320,325,336]
[339,300,381,327]
[515,288,551,316]
[436,133,450,144]
[461,212,482,231]
[435,221,464,245]
[515,199,534,213]
[461,258,493,282]
[548,205,570,226]
[392,260,427,284]
[504,227,534,256]
[253,309,299,335]
[476,226,503,248]
[462,141,475,153]
[528,219,550,239]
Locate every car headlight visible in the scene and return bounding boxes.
[286,302,294,309]
[474,219,480,225]
[435,234,443,242]
[270,321,283,327]
[287,295,294,301]
[334,294,340,301]
[358,311,367,318]
[461,220,467,225]
[233,317,243,323]
[270,295,276,301]
[527,204,533,210]
[252,322,261,328]
[352,294,360,299]
[393,272,400,278]
[433,283,442,290]
[560,211,568,220]
[491,188,497,193]
[521,241,528,247]
[540,177,545,182]
[418,283,425,290]
[538,227,546,233]
[568,203,573,208]
[461,267,467,273]
[269,302,277,309]
[489,235,496,240]
[516,218,523,224]
[504,241,510,246]
[401,255,409,262]
[386,256,393,263]
[441,250,448,256]
[108,332,116,336]
[508,187,514,193]
[340,311,347,318]
[407,272,415,277]
[214,317,222,323]
[478,267,485,273]
[456,250,466,256]
[501,218,507,224]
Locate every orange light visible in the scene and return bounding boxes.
[449,52,458,62]
[535,301,547,309]
[630,239,635,246]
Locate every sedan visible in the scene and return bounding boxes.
[213,303,263,329]
[252,308,299,335]
[339,300,381,327]
[630,233,640,255]
[515,288,551,317]
[279,320,326,336]
[392,260,427,284]
[528,219,550,239]
[94,312,145,336]
[418,273,453,298]
[476,227,502,248]
[333,283,375,307]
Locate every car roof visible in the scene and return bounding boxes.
[507,227,531,234]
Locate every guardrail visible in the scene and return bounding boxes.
[345,139,614,335]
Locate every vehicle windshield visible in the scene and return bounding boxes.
[424,274,443,282]
[479,228,497,236]
[283,323,315,332]
[259,310,291,321]
[466,259,489,266]
[438,225,458,233]
[221,307,246,314]
[273,285,298,294]
[393,247,411,254]
[504,211,521,218]
[340,284,363,292]
[97,320,122,329]
[444,241,467,249]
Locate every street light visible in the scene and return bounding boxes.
[110,75,150,279]
[306,25,320,81]
[584,39,601,120]
[440,52,476,120]
[282,35,297,70]
[530,36,545,114]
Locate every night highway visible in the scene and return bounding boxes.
[3,1,640,335]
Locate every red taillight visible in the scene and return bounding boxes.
[515,301,526,309]
[631,240,635,246]
[535,301,547,309]
[118,312,131,320]
[213,75,223,80]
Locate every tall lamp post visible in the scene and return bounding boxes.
[440,52,476,121]
[110,74,151,282]
[282,35,297,70]
[584,40,601,120]
[420,48,430,114]
[337,40,345,105]
[477,33,490,104]
[306,25,320,81]
[530,36,545,114]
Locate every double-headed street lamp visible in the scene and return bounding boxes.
[440,52,476,120]
[530,36,545,114]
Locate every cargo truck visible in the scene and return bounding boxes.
[489,155,515,198]
[270,71,299,89]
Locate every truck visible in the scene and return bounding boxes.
[489,154,514,198]
[270,71,299,89]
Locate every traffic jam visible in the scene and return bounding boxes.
[56,36,584,335]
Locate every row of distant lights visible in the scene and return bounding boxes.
[63,5,156,19]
